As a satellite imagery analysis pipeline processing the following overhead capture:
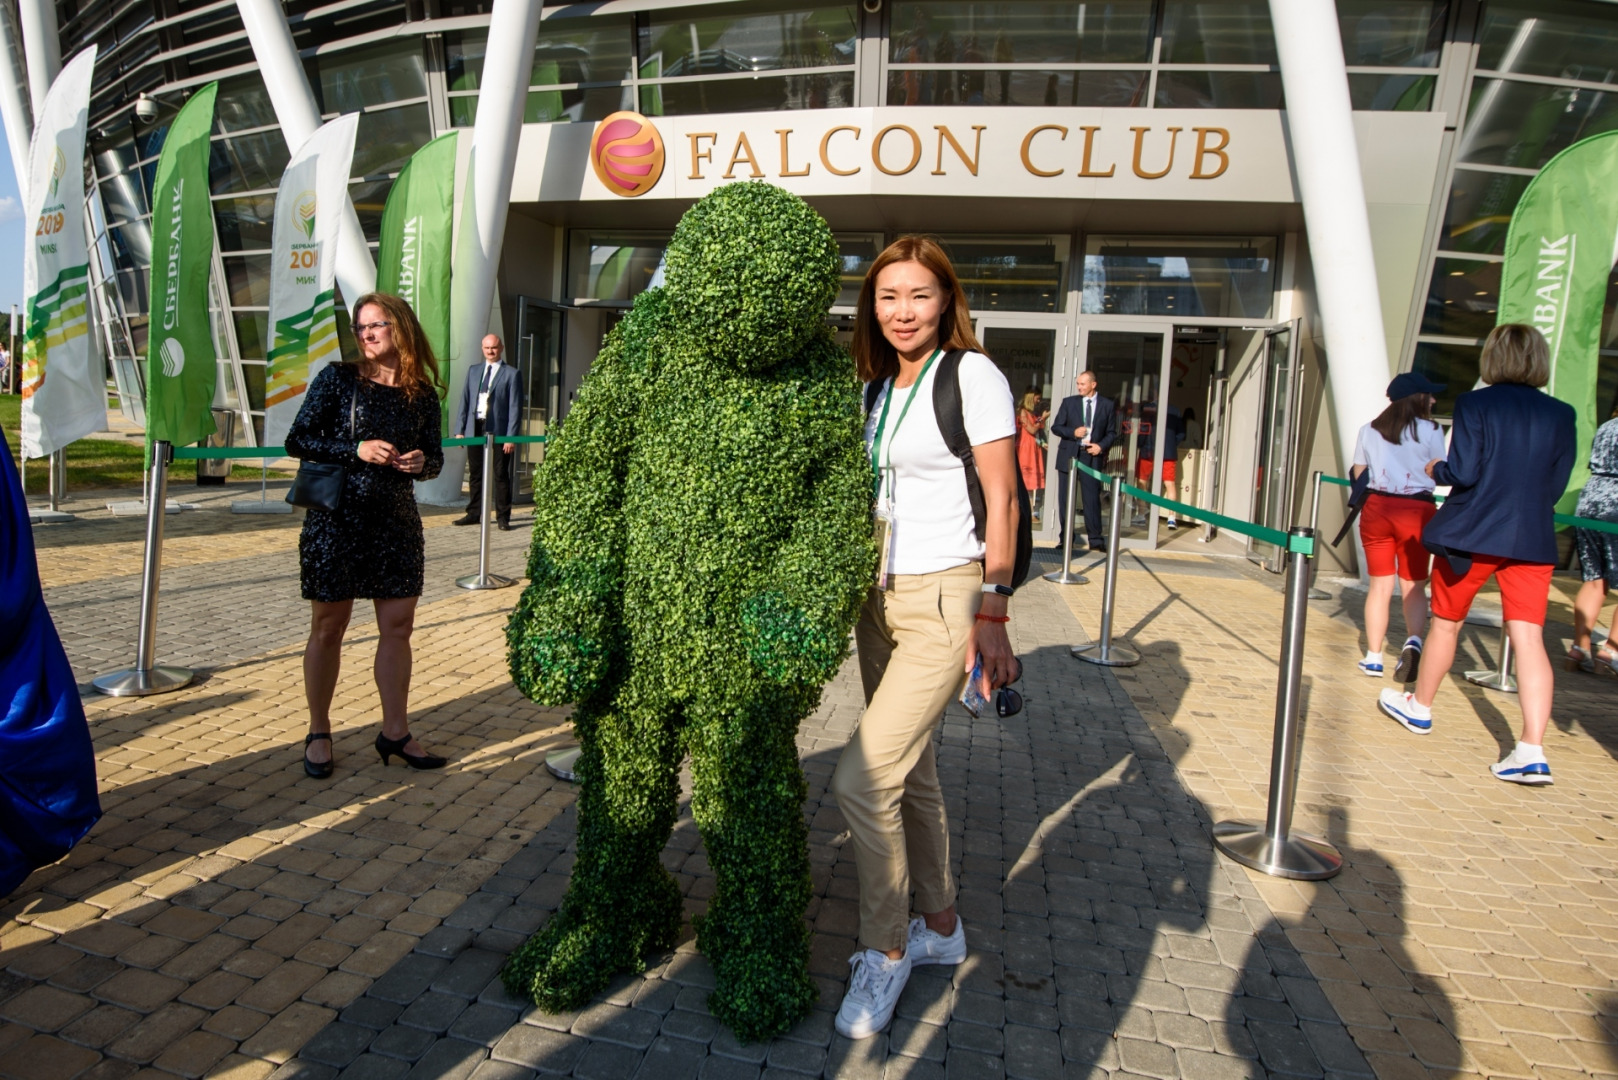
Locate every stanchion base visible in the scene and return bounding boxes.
[1042,568,1090,585]
[1307,588,1332,601]
[1464,669,1518,693]
[92,666,194,697]
[231,501,293,515]
[1212,821,1343,880]
[456,573,515,591]
[1072,642,1141,667]
[545,747,582,782]
[28,508,75,523]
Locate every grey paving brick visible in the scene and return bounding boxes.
[1248,1020,1322,1078]
[636,1035,708,1080]
[338,1054,410,1080]
[944,1047,1005,1080]
[270,1061,340,1080]
[948,1020,1004,1056]
[1300,1021,1373,1076]
[370,955,451,1006]
[1003,1025,1062,1080]
[468,1062,535,1080]
[302,1022,380,1068]
[697,1056,761,1080]
[1116,1038,1177,1080]
[434,950,509,1000]
[574,1041,646,1080]
[660,1008,718,1043]
[404,1039,486,1080]
[491,1025,586,1074]
[571,1003,663,1049]
[398,991,470,1034]
[371,1023,439,1063]
[415,927,475,960]
[450,1004,522,1047]
[444,894,514,933]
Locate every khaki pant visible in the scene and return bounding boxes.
[831,562,982,952]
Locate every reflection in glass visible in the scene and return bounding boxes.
[981,325,1057,531]
[1459,79,1618,169]
[93,136,143,185]
[117,269,149,323]
[241,360,267,411]
[1478,1,1618,85]
[214,194,277,252]
[643,73,854,114]
[1159,1,1277,64]
[211,131,291,195]
[235,315,270,365]
[213,76,279,133]
[888,1,1154,64]
[1440,169,1532,256]
[1411,340,1480,414]
[349,179,392,243]
[223,254,273,309]
[1420,258,1500,339]
[1337,1,1445,67]
[567,232,671,301]
[1154,71,1282,109]
[834,234,883,308]
[1085,330,1164,542]
[940,236,1068,313]
[352,105,433,178]
[639,2,855,77]
[317,41,428,113]
[99,170,148,227]
[446,24,635,92]
[1346,73,1435,111]
[887,69,1147,107]
[108,223,152,274]
[1082,237,1275,318]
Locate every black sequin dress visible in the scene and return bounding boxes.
[286,363,445,603]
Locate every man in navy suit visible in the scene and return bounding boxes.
[1050,370,1117,551]
[453,334,524,531]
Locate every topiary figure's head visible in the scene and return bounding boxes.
[663,181,839,372]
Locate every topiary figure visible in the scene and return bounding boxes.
[502,181,875,1042]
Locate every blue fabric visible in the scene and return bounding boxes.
[0,434,100,897]
[1423,382,1577,570]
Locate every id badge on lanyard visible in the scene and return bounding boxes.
[873,473,895,591]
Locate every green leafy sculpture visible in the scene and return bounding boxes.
[501,182,875,1041]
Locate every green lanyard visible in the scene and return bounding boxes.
[870,348,941,502]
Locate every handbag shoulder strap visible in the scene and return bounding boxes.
[349,378,358,441]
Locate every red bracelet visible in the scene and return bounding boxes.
[974,613,1010,623]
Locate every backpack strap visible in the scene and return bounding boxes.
[932,350,989,541]
[863,378,884,416]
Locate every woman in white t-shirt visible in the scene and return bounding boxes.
[830,236,1020,1040]
[1351,372,1449,684]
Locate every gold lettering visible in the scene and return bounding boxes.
[1190,127,1230,179]
[687,132,717,179]
[723,132,764,179]
[776,129,810,177]
[1077,126,1115,178]
[819,125,862,176]
[873,125,923,176]
[1130,126,1182,179]
[1020,125,1067,178]
[932,124,986,176]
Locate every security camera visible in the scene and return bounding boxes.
[861,0,880,11]
[134,93,158,123]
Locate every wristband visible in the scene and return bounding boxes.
[981,582,1014,596]
[974,613,1010,623]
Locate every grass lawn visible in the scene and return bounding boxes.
[1,392,291,496]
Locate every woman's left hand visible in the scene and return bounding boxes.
[966,618,1017,699]
[392,449,425,474]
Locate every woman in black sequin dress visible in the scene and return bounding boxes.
[286,293,448,778]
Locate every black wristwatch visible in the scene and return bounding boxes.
[981,583,1014,597]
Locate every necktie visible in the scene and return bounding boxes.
[1084,398,1093,437]
[481,364,495,392]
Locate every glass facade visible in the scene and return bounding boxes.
[1082,237,1277,318]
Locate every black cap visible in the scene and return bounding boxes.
[1387,371,1446,400]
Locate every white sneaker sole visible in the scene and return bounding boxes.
[1378,697,1432,734]
[835,1008,897,1039]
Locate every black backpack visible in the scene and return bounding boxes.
[864,350,1035,590]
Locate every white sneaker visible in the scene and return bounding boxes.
[1378,688,1432,734]
[1166,516,1178,530]
[906,916,967,967]
[1491,746,1553,785]
[834,948,912,1039]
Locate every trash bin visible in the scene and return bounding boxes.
[196,408,235,486]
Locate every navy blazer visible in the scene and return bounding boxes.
[454,361,523,440]
[1423,382,1576,568]
[1051,393,1117,470]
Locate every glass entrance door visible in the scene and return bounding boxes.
[512,297,565,504]
[1077,327,1173,549]
[977,319,1065,539]
[1246,320,1303,571]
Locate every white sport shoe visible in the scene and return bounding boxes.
[906,916,967,967]
[834,948,912,1039]
[1491,746,1553,785]
[1378,688,1432,734]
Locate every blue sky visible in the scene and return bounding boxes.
[0,120,24,312]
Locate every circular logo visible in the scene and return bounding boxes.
[590,112,665,198]
[159,338,185,378]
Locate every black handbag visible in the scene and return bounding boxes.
[287,383,357,511]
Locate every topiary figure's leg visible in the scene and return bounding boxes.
[687,687,817,1043]
[502,692,684,1011]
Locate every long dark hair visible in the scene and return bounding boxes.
[349,292,442,401]
[852,235,983,383]
[1370,393,1433,445]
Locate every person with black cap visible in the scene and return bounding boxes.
[1349,370,1448,682]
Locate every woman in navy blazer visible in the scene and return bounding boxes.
[1379,324,1576,786]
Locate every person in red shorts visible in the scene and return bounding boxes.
[1379,325,1576,786]
[1350,373,1448,681]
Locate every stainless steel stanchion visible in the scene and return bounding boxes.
[32,447,75,522]
[1213,526,1343,880]
[1306,471,1330,601]
[93,441,194,697]
[546,747,582,782]
[1043,464,1088,586]
[1072,474,1140,667]
[457,431,515,590]
[1464,626,1517,693]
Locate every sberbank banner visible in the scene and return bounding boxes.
[264,114,359,448]
[20,46,102,460]
[377,130,456,429]
[145,82,219,451]
[1496,130,1618,513]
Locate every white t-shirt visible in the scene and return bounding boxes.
[864,351,1017,576]
[1352,419,1447,495]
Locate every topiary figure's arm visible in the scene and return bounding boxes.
[743,347,876,686]
[507,294,662,705]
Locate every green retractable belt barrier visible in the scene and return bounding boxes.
[1320,473,1618,535]
[1070,459,1315,555]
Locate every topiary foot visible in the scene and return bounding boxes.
[704,946,817,1043]
[501,869,683,1011]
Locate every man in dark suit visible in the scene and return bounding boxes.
[453,334,523,530]
[1050,370,1117,551]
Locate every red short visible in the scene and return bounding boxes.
[1430,555,1554,625]
[1135,457,1177,483]
[1359,493,1437,581]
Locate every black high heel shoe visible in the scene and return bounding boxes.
[375,731,447,770]
[303,732,333,779]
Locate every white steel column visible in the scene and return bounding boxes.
[0,4,32,185]
[1269,0,1391,470]
[15,0,58,118]
[417,0,542,506]
[235,0,376,305]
